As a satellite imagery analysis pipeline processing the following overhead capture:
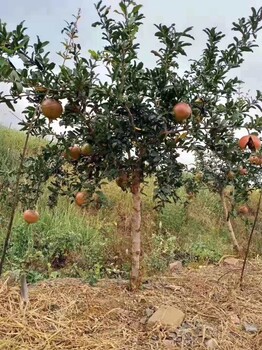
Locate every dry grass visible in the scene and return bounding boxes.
[0,260,262,349]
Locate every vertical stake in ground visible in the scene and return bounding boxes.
[0,108,39,276]
[240,188,262,288]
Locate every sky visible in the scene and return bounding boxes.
[0,0,262,164]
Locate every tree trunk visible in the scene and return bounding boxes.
[20,272,29,304]
[130,172,142,291]
[220,190,241,255]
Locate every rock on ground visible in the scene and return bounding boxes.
[169,261,183,273]
[147,306,185,330]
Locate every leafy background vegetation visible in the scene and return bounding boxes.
[0,126,261,284]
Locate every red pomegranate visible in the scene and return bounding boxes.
[173,102,192,122]
[239,135,261,151]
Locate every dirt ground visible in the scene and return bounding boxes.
[0,260,262,350]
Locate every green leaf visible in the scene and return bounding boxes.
[1,46,13,55]
[92,21,101,28]
[88,50,100,60]
[133,5,143,14]
[96,0,102,10]
[5,100,15,111]
[119,2,127,16]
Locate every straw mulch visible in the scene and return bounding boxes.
[0,260,262,350]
